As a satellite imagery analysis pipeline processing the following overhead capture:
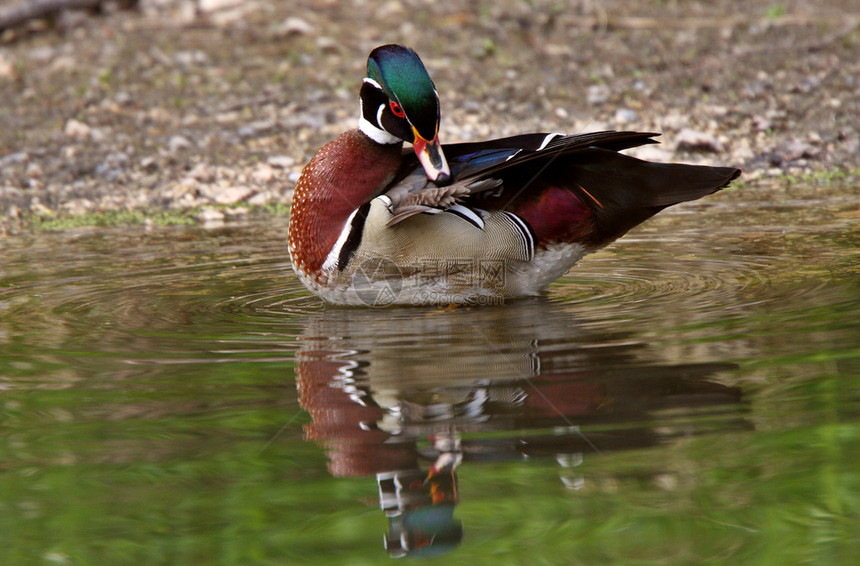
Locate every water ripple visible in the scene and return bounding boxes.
[0,209,854,362]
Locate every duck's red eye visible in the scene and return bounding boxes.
[389,101,406,118]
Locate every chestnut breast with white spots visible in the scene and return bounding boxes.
[288,129,403,286]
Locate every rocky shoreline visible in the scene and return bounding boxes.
[1,0,858,235]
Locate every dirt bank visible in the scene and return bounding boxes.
[1,0,858,234]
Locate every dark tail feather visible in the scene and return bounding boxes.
[561,148,741,245]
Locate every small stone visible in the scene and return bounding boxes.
[627,145,674,162]
[168,135,193,153]
[615,108,638,124]
[64,118,91,140]
[251,164,275,184]
[753,116,771,131]
[224,207,249,218]
[89,127,106,144]
[187,163,215,182]
[267,155,295,169]
[198,207,225,225]
[30,197,54,217]
[779,140,820,161]
[587,84,610,105]
[280,17,313,35]
[248,191,273,206]
[27,46,55,62]
[148,107,172,123]
[114,91,133,106]
[140,156,158,171]
[660,110,688,131]
[201,185,254,205]
[174,50,208,67]
[62,199,93,215]
[25,163,43,178]
[675,128,725,153]
[0,53,17,80]
[237,119,275,138]
[316,37,339,53]
[0,151,28,167]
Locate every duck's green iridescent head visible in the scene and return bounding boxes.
[359,44,451,185]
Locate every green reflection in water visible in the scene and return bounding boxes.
[0,193,857,565]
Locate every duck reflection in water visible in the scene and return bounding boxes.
[296,299,747,557]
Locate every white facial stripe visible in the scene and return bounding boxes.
[363,77,383,90]
[358,79,401,144]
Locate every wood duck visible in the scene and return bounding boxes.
[288,44,741,305]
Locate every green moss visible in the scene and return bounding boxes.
[28,208,197,231]
[766,4,787,19]
[18,203,292,233]
[778,167,860,187]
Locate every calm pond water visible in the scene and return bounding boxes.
[1,186,858,564]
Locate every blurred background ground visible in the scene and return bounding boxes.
[0,0,858,233]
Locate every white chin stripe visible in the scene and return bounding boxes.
[358,113,400,145]
[358,96,400,145]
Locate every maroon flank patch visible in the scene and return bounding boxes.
[511,185,594,246]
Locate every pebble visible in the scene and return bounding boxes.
[315,37,339,53]
[248,191,273,206]
[587,84,610,105]
[174,50,209,67]
[267,155,296,169]
[168,135,193,153]
[0,53,17,80]
[753,116,771,131]
[187,163,216,182]
[26,162,43,178]
[280,17,313,36]
[27,46,55,62]
[198,207,225,225]
[627,145,674,162]
[0,151,28,167]
[674,128,726,153]
[140,156,158,171]
[30,197,54,217]
[62,199,93,215]
[224,207,249,218]
[778,140,820,161]
[64,119,91,140]
[238,120,275,138]
[615,108,638,125]
[200,185,255,205]
[251,164,276,184]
